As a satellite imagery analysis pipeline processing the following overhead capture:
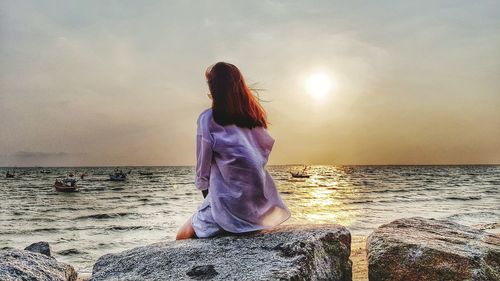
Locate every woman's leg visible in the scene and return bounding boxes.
[176,217,198,240]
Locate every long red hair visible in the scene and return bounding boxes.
[205,62,267,129]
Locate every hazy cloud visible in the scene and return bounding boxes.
[0,151,88,167]
[1,1,499,166]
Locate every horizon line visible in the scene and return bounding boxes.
[1,163,499,168]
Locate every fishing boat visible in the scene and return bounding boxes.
[290,172,310,178]
[54,179,78,192]
[109,171,127,181]
[290,166,311,178]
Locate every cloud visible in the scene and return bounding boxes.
[0,1,499,165]
[11,151,71,158]
[0,151,88,167]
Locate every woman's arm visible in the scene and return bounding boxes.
[195,111,214,195]
[195,134,212,191]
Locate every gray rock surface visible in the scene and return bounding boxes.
[25,241,52,257]
[367,217,500,281]
[0,248,78,281]
[91,224,352,281]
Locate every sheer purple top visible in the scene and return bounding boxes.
[195,108,291,233]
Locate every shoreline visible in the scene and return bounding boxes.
[3,220,499,280]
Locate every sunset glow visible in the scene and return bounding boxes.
[0,2,499,166]
[305,73,336,99]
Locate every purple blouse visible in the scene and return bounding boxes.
[195,108,291,233]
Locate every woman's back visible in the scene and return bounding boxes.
[196,109,290,233]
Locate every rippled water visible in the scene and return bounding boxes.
[1,165,499,273]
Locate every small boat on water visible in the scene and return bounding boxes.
[40,169,51,174]
[54,179,78,192]
[109,171,127,181]
[290,166,311,178]
[6,171,15,178]
[290,172,310,178]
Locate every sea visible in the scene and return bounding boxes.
[1,165,499,274]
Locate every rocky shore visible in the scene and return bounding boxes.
[1,218,498,280]
[0,242,77,281]
[367,217,500,281]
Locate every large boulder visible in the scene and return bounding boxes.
[0,248,78,281]
[367,217,500,281]
[91,224,352,280]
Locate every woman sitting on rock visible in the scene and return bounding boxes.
[176,62,291,239]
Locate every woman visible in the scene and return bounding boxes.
[176,62,291,240]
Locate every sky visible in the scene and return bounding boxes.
[1,0,499,166]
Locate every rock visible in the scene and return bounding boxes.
[185,265,218,280]
[0,249,78,281]
[25,241,52,257]
[91,224,352,280]
[367,217,500,281]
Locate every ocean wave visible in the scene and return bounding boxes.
[75,212,135,220]
[148,202,166,206]
[447,211,498,221]
[1,226,98,235]
[32,227,59,232]
[172,181,194,185]
[57,207,84,211]
[445,195,482,201]
[57,248,88,256]
[350,200,374,204]
[105,225,149,231]
[473,222,500,230]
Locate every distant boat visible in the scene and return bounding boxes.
[54,179,78,192]
[290,172,310,178]
[6,172,15,179]
[40,170,51,174]
[290,166,311,178]
[109,171,127,181]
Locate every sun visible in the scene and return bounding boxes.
[305,72,336,99]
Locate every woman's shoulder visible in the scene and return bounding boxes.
[197,108,213,125]
[200,108,213,116]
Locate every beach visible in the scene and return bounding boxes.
[352,236,368,281]
[1,165,498,276]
